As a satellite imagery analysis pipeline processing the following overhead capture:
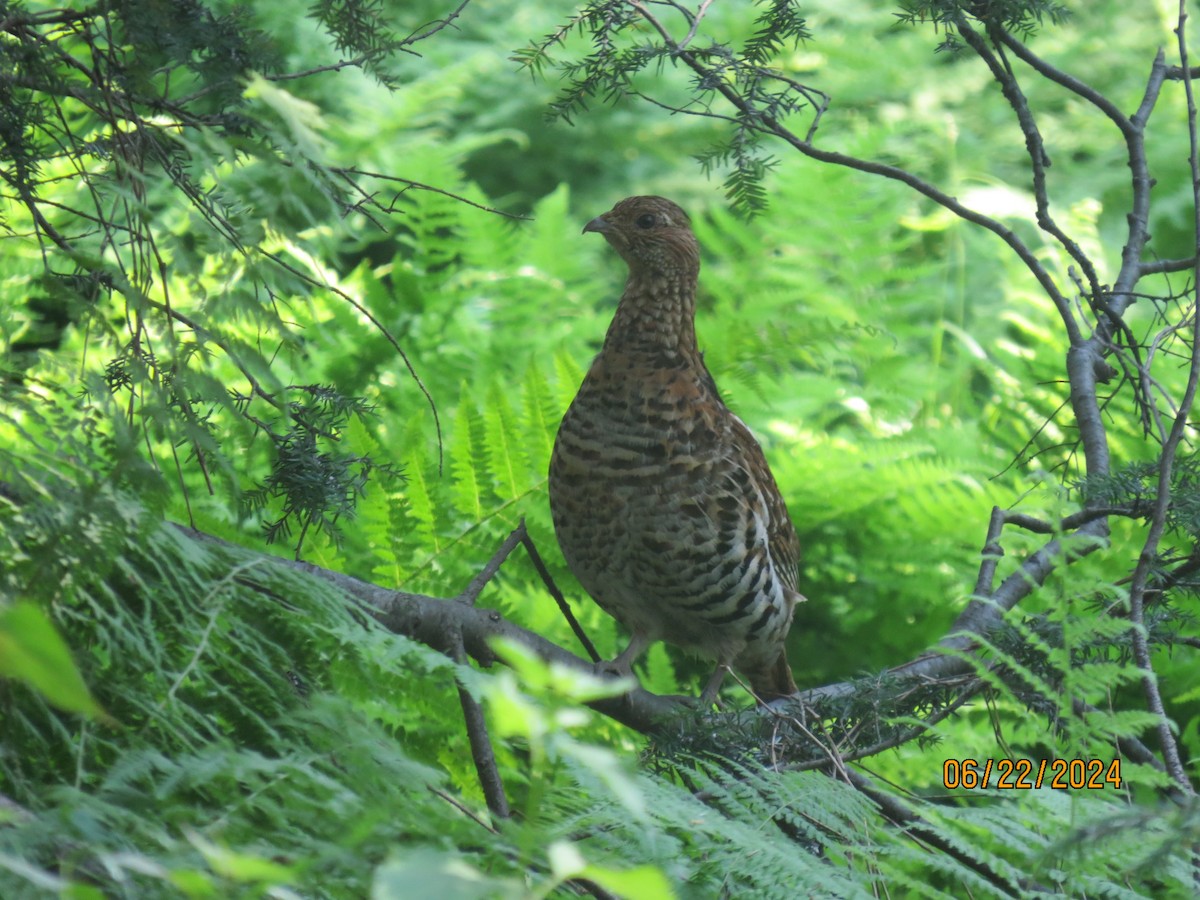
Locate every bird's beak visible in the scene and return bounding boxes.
[582,215,611,235]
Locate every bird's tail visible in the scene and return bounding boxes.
[749,650,796,703]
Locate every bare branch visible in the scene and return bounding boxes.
[952,518,1110,655]
[956,16,1102,306]
[973,506,1009,599]
[1066,341,1116,481]
[677,0,713,50]
[459,523,527,606]
[993,28,1135,139]
[453,639,512,820]
[626,1,1082,346]
[1140,256,1199,276]
[1002,505,1148,536]
[398,0,472,51]
[177,523,682,733]
[1110,49,1170,320]
[333,167,530,220]
[175,507,1122,770]
[264,56,370,84]
[1116,3,1200,797]
[428,785,499,833]
[519,523,603,664]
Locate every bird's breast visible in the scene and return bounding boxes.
[552,362,724,479]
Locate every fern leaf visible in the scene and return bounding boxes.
[449,394,488,520]
[401,438,439,557]
[521,361,560,480]
[485,384,523,498]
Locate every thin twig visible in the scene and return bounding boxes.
[678,0,713,49]
[964,16,1102,306]
[1110,48,1169,321]
[398,0,473,51]
[331,167,529,220]
[994,28,1134,139]
[265,56,369,83]
[973,506,1008,599]
[260,248,444,473]
[519,522,602,664]
[458,523,526,606]
[428,785,499,833]
[948,518,1110,651]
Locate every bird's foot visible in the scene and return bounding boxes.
[592,659,637,689]
[759,695,795,714]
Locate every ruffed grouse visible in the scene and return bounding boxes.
[549,195,803,705]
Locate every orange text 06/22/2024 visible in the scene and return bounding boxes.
[942,758,1123,791]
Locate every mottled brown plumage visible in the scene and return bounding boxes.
[549,195,803,704]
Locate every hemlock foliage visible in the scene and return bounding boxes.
[2,0,1199,897]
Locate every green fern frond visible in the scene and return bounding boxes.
[399,439,439,558]
[521,362,562,479]
[485,383,525,498]
[449,394,489,520]
[553,350,586,408]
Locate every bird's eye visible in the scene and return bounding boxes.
[635,213,657,229]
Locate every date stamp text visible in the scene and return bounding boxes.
[942,758,1122,790]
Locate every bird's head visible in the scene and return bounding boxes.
[583,195,700,281]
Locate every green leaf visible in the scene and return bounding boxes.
[577,862,676,900]
[546,841,674,899]
[186,831,297,885]
[0,602,109,721]
[372,850,521,900]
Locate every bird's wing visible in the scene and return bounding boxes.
[726,412,802,594]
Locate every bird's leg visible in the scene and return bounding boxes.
[698,663,731,708]
[597,631,652,683]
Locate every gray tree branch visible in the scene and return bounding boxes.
[1115,3,1200,796]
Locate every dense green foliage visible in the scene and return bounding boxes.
[2,0,1199,896]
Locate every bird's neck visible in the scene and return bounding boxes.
[602,271,700,360]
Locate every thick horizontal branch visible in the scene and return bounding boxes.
[178,524,680,732]
[176,508,1120,759]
